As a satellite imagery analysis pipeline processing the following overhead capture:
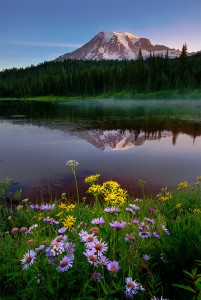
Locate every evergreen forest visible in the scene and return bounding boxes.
[0,49,201,98]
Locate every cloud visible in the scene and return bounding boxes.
[1,40,82,48]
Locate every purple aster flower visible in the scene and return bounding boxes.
[43,216,59,225]
[125,277,139,295]
[109,221,126,230]
[65,242,75,254]
[104,207,120,214]
[143,254,150,261]
[53,235,68,243]
[92,272,102,282]
[125,278,145,296]
[162,225,170,235]
[91,217,105,226]
[126,204,140,214]
[148,207,156,215]
[144,217,155,224]
[90,239,108,255]
[131,218,139,224]
[79,229,89,242]
[58,227,67,234]
[46,240,65,257]
[40,204,55,211]
[138,222,149,231]
[125,290,134,298]
[139,232,151,238]
[35,244,45,252]
[97,255,109,267]
[107,261,120,273]
[21,250,37,270]
[84,249,98,266]
[30,204,40,211]
[48,256,57,265]
[153,231,160,239]
[57,255,74,272]
[125,234,135,242]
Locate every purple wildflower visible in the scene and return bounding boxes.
[65,242,75,254]
[97,255,109,267]
[131,218,139,224]
[58,227,67,234]
[109,221,126,230]
[43,216,59,225]
[90,239,108,255]
[143,254,150,261]
[125,234,135,242]
[57,255,74,272]
[125,277,139,295]
[144,217,155,224]
[92,272,102,282]
[84,249,98,266]
[126,204,140,214]
[107,261,120,273]
[153,231,160,239]
[125,278,145,297]
[148,207,156,215]
[35,244,45,252]
[104,207,120,214]
[162,225,170,235]
[139,232,151,238]
[91,217,105,226]
[125,290,134,298]
[40,204,55,211]
[30,204,40,211]
[21,250,37,270]
[138,222,149,231]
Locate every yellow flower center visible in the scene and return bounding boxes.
[95,243,102,251]
[127,282,134,288]
[61,261,67,267]
[26,256,32,263]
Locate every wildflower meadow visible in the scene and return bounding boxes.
[0,162,201,300]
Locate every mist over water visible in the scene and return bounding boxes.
[0,99,201,201]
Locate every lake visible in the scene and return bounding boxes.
[0,99,201,201]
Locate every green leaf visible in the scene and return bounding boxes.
[172,283,196,293]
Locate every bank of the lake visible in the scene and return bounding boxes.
[0,89,201,102]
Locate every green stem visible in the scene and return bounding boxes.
[73,171,79,204]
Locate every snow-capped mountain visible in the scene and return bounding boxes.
[72,129,171,151]
[56,31,181,61]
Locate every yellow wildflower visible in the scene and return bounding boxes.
[59,203,68,209]
[177,181,190,190]
[62,215,76,230]
[176,203,183,211]
[193,209,201,214]
[85,174,100,185]
[66,204,76,212]
[156,187,172,202]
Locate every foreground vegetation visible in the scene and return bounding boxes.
[0,50,201,99]
[1,162,201,299]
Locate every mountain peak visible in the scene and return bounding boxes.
[55,31,180,61]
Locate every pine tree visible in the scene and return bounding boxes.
[137,48,143,61]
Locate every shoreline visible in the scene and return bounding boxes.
[0,90,201,102]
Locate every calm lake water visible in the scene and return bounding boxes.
[0,99,201,201]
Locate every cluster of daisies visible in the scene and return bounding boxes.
[79,228,145,298]
[21,226,75,273]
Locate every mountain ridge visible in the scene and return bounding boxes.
[55,31,181,61]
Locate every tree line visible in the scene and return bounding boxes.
[0,47,200,98]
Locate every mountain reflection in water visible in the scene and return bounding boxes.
[0,99,201,202]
